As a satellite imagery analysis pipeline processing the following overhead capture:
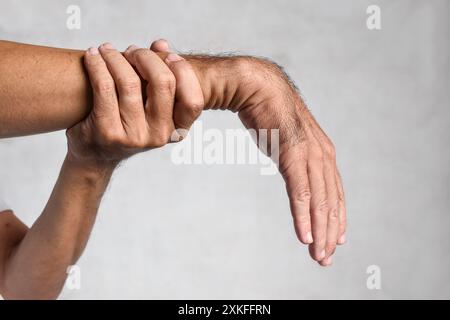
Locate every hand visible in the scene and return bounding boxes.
[123,42,204,139]
[66,43,204,167]
[167,52,346,266]
[149,41,346,266]
[147,39,204,135]
[233,58,346,266]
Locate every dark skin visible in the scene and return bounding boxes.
[0,39,346,298]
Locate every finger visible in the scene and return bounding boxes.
[150,39,170,53]
[321,161,340,263]
[98,43,145,132]
[308,155,328,262]
[318,253,333,267]
[164,53,204,135]
[284,157,313,245]
[307,243,332,267]
[336,169,347,244]
[307,115,346,246]
[149,41,204,137]
[124,47,176,137]
[84,47,120,128]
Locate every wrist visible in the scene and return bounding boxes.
[184,55,266,112]
[64,152,117,181]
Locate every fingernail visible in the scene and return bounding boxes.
[319,250,326,260]
[338,233,346,244]
[87,47,99,55]
[166,53,184,62]
[306,232,313,244]
[102,42,114,50]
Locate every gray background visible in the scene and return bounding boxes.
[0,0,449,299]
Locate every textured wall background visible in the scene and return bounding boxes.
[0,0,449,299]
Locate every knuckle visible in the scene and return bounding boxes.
[185,99,204,116]
[134,48,150,60]
[150,129,170,148]
[99,130,123,146]
[329,208,339,220]
[296,212,310,225]
[177,100,204,120]
[93,79,115,96]
[292,187,311,205]
[129,136,149,149]
[153,72,176,94]
[117,76,141,95]
[324,142,336,160]
[162,127,173,142]
[338,190,345,202]
[310,145,324,161]
[313,198,328,216]
[151,137,166,148]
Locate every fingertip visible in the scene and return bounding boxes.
[314,249,326,261]
[320,249,326,260]
[86,47,99,56]
[310,246,326,262]
[319,256,333,267]
[337,233,346,245]
[150,38,170,52]
[306,231,313,244]
[100,42,115,50]
[125,44,139,53]
[124,45,140,64]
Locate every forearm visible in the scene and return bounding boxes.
[1,156,114,299]
[0,40,258,138]
[0,41,91,137]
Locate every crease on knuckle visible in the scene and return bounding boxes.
[117,77,141,95]
[295,212,310,225]
[292,187,311,206]
[313,198,328,216]
[329,208,339,220]
[183,100,204,117]
[150,130,170,148]
[153,73,176,94]
[93,79,115,96]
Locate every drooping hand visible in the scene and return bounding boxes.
[235,59,347,266]
[144,40,346,266]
